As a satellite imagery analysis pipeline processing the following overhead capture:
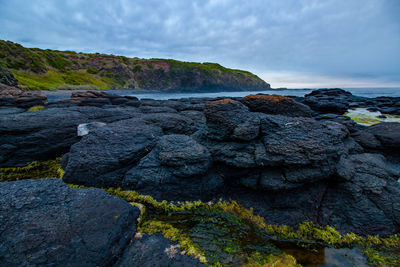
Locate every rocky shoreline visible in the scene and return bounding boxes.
[1,86,400,266]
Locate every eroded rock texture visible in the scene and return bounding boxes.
[2,89,400,236]
[0,178,139,266]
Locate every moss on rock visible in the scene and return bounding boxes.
[0,158,64,182]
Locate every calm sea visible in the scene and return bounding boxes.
[43,87,400,102]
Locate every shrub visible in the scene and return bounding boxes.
[87,67,99,74]
[133,65,142,72]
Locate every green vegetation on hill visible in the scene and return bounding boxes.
[0,40,270,91]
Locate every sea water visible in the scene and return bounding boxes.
[42,87,400,102]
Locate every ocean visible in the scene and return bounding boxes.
[43,87,400,102]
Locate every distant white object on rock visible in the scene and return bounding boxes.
[77,122,106,136]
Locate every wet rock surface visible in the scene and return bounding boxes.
[0,178,140,267]
[2,89,400,237]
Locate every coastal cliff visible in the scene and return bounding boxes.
[0,40,270,91]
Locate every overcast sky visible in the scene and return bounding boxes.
[0,0,399,88]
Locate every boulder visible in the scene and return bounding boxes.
[122,134,222,200]
[320,153,400,235]
[259,115,350,166]
[240,94,313,117]
[0,178,139,266]
[0,83,47,108]
[117,233,205,267]
[204,99,260,141]
[62,118,164,188]
[352,122,400,154]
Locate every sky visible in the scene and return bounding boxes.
[0,0,399,88]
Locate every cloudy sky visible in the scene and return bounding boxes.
[0,0,399,88]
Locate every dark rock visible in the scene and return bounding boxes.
[0,106,141,166]
[0,66,18,87]
[353,122,400,153]
[305,88,353,97]
[0,178,139,266]
[226,153,400,236]
[122,134,222,200]
[259,115,349,166]
[62,118,163,188]
[320,153,400,235]
[70,90,140,108]
[139,105,178,114]
[303,98,349,114]
[0,83,47,108]
[314,114,359,133]
[0,107,25,115]
[140,113,198,135]
[240,94,313,117]
[204,99,260,141]
[117,233,205,267]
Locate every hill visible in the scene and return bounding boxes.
[0,40,270,91]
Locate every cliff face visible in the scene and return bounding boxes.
[0,40,270,91]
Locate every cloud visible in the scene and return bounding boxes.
[0,0,399,87]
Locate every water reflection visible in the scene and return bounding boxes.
[272,241,368,267]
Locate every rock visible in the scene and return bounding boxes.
[303,98,349,114]
[353,122,400,154]
[305,88,353,98]
[0,66,18,87]
[259,115,349,166]
[204,99,260,141]
[365,122,400,148]
[140,113,198,135]
[70,90,140,108]
[314,114,359,133]
[8,91,397,236]
[157,134,211,176]
[0,107,25,115]
[240,94,313,117]
[77,122,107,136]
[117,233,205,267]
[63,118,163,188]
[123,134,222,200]
[0,178,139,266]
[0,106,140,167]
[139,105,178,114]
[319,153,400,235]
[300,89,400,116]
[0,83,47,108]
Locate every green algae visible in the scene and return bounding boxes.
[344,108,400,126]
[105,188,400,266]
[27,105,45,112]
[106,188,298,266]
[0,158,64,182]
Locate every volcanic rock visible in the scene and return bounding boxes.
[0,178,139,266]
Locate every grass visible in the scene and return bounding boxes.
[12,69,118,90]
